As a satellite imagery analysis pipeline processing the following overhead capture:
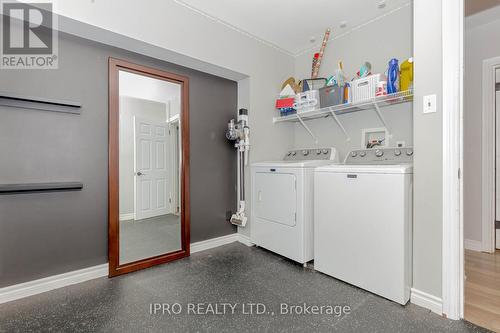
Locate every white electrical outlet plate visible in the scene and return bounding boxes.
[423,94,437,114]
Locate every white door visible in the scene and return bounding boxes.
[134,117,170,220]
[496,68,500,249]
[254,172,297,227]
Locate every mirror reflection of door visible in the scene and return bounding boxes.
[118,71,182,265]
[109,58,189,276]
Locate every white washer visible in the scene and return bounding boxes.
[251,148,339,265]
[314,147,413,305]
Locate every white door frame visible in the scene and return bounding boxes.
[482,56,500,253]
[442,0,464,321]
[168,114,180,215]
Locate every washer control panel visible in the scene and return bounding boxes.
[345,147,413,165]
[284,147,337,161]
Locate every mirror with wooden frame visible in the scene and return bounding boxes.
[108,58,190,277]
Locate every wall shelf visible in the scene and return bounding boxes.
[0,92,82,114]
[273,90,413,143]
[0,182,84,195]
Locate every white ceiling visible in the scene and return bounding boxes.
[119,71,181,106]
[177,0,411,55]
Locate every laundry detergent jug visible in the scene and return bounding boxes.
[387,58,400,94]
[400,58,414,91]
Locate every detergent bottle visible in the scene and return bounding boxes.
[400,58,414,91]
[387,58,400,94]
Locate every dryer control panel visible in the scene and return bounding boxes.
[345,147,413,165]
[283,147,337,161]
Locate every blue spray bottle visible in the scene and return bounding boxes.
[387,58,400,94]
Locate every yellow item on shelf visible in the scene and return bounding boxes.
[400,58,413,91]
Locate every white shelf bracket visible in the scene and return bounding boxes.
[296,113,319,144]
[372,101,391,136]
[329,108,351,141]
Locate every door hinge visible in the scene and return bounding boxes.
[169,198,172,203]
[294,212,297,221]
[458,168,461,179]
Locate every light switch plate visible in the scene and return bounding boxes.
[423,94,437,114]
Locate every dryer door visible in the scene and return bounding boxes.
[254,172,297,227]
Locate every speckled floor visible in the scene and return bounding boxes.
[0,243,490,332]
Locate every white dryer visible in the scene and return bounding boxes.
[251,148,339,265]
[314,147,413,305]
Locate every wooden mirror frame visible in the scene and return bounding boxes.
[108,58,190,277]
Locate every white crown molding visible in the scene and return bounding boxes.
[294,2,412,57]
[174,0,413,58]
[173,0,294,57]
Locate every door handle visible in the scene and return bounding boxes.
[136,171,145,176]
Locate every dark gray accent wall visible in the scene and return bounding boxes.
[0,32,237,287]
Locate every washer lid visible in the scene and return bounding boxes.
[315,164,413,174]
[252,160,339,168]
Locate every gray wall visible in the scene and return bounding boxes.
[0,31,237,287]
[412,0,443,298]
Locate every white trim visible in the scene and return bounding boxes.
[294,2,412,56]
[237,233,254,247]
[0,264,108,304]
[190,233,240,253]
[0,234,249,305]
[119,213,135,221]
[481,56,500,254]
[172,0,293,57]
[464,239,483,252]
[174,0,411,57]
[442,0,464,321]
[410,288,443,316]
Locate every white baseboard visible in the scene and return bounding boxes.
[410,288,443,315]
[0,233,251,305]
[0,264,108,305]
[237,233,254,247]
[119,213,134,221]
[190,233,240,253]
[465,239,483,252]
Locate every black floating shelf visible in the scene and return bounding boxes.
[0,182,83,195]
[0,92,82,114]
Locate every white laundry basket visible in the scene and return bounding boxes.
[351,74,384,104]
